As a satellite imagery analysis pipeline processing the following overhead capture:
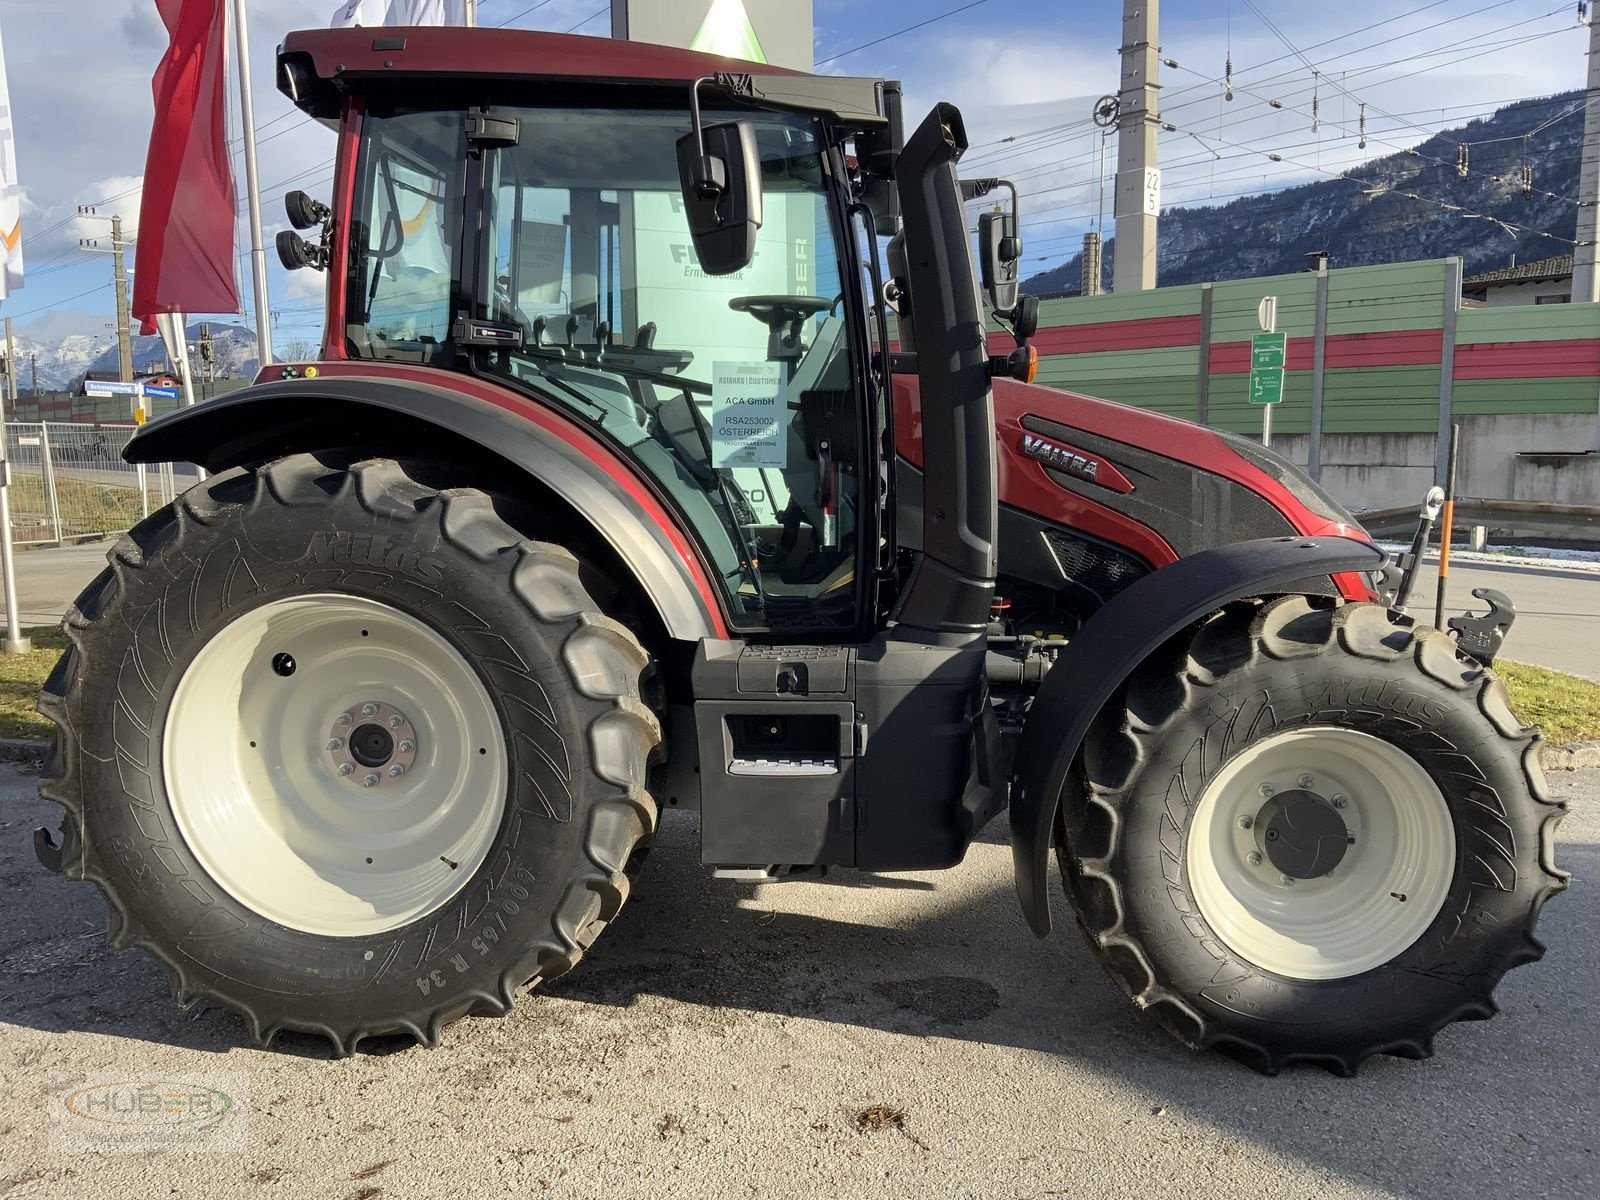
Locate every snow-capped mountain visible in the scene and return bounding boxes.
[8,314,261,392]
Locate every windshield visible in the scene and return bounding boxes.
[347,105,866,633]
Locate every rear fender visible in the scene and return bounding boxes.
[124,376,726,641]
[1010,535,1387,936]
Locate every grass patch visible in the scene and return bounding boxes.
[0,627,69,739]
[4,471,165,543]
[1498,660,1600,747]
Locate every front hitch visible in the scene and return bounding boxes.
[1449,587,1516,667]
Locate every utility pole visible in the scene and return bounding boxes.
[28,354,36,398]
[111,215,133,384]
[463,0,477,25]
[1113,0,1161,293]
[78,209,135,384]
[1573,10,1600,303]
[1082,232,1104,296]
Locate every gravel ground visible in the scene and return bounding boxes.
[1,764,1595,1199]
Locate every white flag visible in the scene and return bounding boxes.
[0,18,24,299]
[331,1,387,25]
[332,0,468,25]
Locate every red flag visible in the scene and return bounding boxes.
[132,0,239,334]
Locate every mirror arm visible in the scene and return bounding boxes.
[687,76,725,199]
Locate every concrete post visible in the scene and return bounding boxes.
[1195,282,1212,425]
[1113,0,1160,293]
[1572,13,1600,303]
[1081,232,1103,297]
[1309,267,1329,481]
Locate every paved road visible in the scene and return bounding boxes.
[0,544,113,627]
[1,765,1593,1198]
[1405,555,1600,682]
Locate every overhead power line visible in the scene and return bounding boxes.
[816,1,990,68]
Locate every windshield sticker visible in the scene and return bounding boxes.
[515,220,567,306]
[711,362,788,468]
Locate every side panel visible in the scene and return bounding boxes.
[1009,535,1387,937]
[125,370,728,641]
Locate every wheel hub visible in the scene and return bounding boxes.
[327,701,416,784]
[1257,788,1351,879]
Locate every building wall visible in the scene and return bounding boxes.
[1000,259,1600,508]
[1478,280,1573,307]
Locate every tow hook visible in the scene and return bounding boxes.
[1449,587,1516,667]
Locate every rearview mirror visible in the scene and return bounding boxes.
[676,121,763,276]
[978,210,1021,316]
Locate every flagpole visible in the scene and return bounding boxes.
[230,0,273,366]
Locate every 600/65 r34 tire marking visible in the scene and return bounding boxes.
[1057,595,1567,1075]
[38,453,661,1055]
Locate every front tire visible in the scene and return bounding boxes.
[39,454,660,1054]
[1060,596,1567,1075]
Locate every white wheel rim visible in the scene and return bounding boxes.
[1185,726,1455,981]
[164,594,507,937]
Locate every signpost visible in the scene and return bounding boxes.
[1251,296,1285,447]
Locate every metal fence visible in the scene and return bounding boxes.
[5,423,180,546]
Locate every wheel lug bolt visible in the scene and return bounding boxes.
[1298,773,1314,789]
[1246,851,1263,866]
[363,773,379,788]
[1259,783,1275,798]
[1332,794,1348,809]
[362,702,379,717]
[327,738,343,751]
[388,714,405,728]
[398,740,414,753]
[336,713,353,726]
[1237,814,1253,830]
[337,763,354,777]
[1280,874,1295,886]
[388,764,405,778]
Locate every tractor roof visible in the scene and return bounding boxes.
[277,27,885,128]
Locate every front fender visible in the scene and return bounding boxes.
[124,374,727,642]
[1009,535,1387,936]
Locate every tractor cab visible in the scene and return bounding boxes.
[277,34,907,640]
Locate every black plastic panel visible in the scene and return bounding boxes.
[1019,414,1298,554]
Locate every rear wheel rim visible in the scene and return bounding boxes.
[164,594,507,938]
[1185,726,1455,981]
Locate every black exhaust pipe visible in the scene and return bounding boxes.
[888,103,997,640]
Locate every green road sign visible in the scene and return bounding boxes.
[1250,331,1287,371]
[1249,367,1285,405]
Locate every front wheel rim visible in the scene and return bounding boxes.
[1185,726,1455,981]
[164,594,507,938]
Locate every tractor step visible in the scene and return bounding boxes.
[709,865,828,883]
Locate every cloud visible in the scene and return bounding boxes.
[282,268,327,304]
[117,2,165,49]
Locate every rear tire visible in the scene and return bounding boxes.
[1059,595,1567,1075]
[38,453,659,1054]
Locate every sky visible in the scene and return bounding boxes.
[0,0,1591,343]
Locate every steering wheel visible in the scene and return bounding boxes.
[729,295,832,328]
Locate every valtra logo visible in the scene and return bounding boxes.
[1018,433,1135,493]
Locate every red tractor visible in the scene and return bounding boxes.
[35,27,1564,1074]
